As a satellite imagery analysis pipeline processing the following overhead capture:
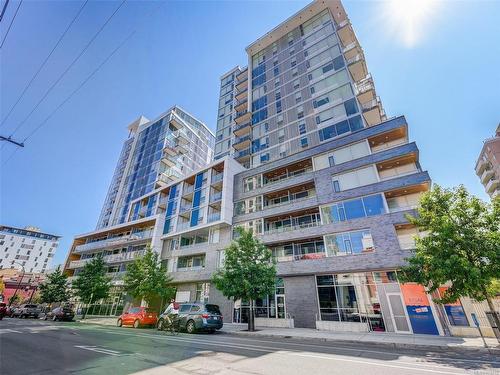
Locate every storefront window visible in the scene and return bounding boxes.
[316,272,386,331]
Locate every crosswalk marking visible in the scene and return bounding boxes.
[74,345,122,356]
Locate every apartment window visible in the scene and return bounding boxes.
[324,230,374,256]
[300,137,308,148]
[292,68,298,77]
[298,123,306,135]
[275,78,280,87]
[297,105,304,119]
[278,129,285,143]
[332,166,378,192]
[289,48,295,56]
[273,60,278,66]
[260,153,270,163]
[322,194,386,224]
[293,79,300,90]
[274,67,279,76]
[291,58,297,68]
[295,92,302,103]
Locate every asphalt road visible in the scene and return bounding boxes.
[0,318,499,375]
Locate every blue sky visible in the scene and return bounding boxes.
[1,0,499,268]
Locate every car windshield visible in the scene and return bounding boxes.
[145,308,156,313]
[205,304,221,315]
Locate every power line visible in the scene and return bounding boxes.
[6,0,126,138]
[0,0,89,128]
[2,1,165,167]
[0,0,21,48]
[0,135,24,147]
[0,0,10,23]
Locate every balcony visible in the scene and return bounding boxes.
[235,87,248,101]
[475,158,489,175]
[378,154,419,181]
[262,159,313,187]
[235,147,251,162]
[207,212,221,223]
[271,239,325,263]
[234,110,251,125]
[236,68,248,82]
[263,184,316,211]
[176,255,205,272]
[347,53,368,83]
[182,184,194,196]
[209,191,222,203]
[211,172,223,185]
[176,221,191,232]
[263,212,321,235]
[480,168,494,184]
[361,97,384,126]
[172,129,189,144]
[355,74,376,106]
[67,250,146,269]
[485,178,499,194]
[369,127,407,153]
[234,98,248,113]
[337,19,356,48]
[233,134,252,150]
[385,184,428,213]
[74,229,153,253]
[233,121,251,137]
[235,77,248,92]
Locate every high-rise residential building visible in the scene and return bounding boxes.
[63,0,495,337]
[475,124,500,199]
[0,225,59,273]
[97,106,215,229]
[214,1,385,169]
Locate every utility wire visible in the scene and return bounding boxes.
[6,0,126,138]
[0,0,89,128]
[0,0,11,23]
[2,0,165,167]
[0,0,21,48]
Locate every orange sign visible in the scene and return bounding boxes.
[401,284,430,306]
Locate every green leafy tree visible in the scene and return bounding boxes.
[124,247,175,312]
[400,185,500,329]
[72,256,111,317]
[9,293,21,305]
[212,228,277,331]
[0,277,5,295]
[39,266,71,306]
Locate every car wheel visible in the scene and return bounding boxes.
[157,319,164,331]
[133,319,140,329]
[208,329,215,334]
[117,318,122,327]
[186,320,196,334]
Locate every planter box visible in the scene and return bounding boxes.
[255,317,294,328]
[316,320,369,332]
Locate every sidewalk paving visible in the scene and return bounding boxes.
[77,317,500,354]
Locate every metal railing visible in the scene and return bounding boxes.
[233,121,251,133]
[210,191,222,203]
[262,167,313,186]
[207,212,221,223]
[346,53,364,66]
[234,134,251,145]
[235,148,251,158]
[211,173,223,184]
[263,189,316,210]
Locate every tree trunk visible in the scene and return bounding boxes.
[248,299,255,332]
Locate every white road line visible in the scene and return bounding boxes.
[97,329,479,373]
[80,325,500,366]
[0,329,22,334]
[290,352,467,375]
[74,345,122,356]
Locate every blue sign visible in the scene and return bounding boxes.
[406,305,439,335]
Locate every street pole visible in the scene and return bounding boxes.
[8,262,25,307]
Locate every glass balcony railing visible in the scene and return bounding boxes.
[207,212,221,223]
[263,214,321,235]
[74,230,153,253]
[210,191,222,203]
[263,189,316,210]
[211,173,223,184]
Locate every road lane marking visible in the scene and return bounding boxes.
[78,325,500,366]
[290,352,468,375]
[74,345,122,356]
[0,329,22,334]
[95,329,480,373]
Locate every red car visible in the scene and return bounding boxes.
[117,307,157,328]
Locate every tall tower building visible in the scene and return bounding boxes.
[475,124,500,199]
[214,1,385,169]
[97,106,215,229]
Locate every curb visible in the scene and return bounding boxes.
[223,330,500,355]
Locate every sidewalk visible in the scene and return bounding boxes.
[223,324,500,354]
[76,317,499,354]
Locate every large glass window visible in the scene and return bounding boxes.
[316,272,387,331]
[324,230,374,256]
[322,194,386,223]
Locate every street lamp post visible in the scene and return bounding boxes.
[8,262,26,307]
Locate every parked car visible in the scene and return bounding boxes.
[0,303,7,320]
[157,303,223,334]
[44,306,75,321]
[12,304,41,319]
[117,307,157,328]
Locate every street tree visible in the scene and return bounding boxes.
[124,247,175,312]
[39,266,71,306]
[72,256,111,317]
[9,293,21,305]
[0,277,4,295]
[212,227,276,331]
[399,185,500,329]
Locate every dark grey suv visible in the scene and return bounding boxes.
[158,303,223,334]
